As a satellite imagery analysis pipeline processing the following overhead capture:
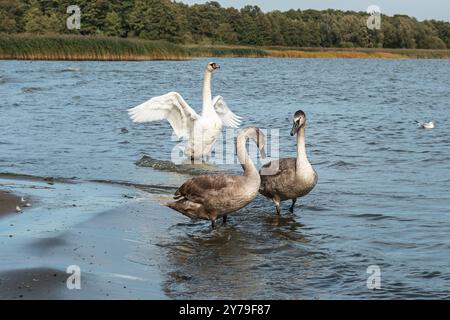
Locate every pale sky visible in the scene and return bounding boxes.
[179,0,450,21]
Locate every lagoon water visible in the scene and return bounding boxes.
[1,58,450,299]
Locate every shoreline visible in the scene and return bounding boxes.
[1,35,450,61]
[0,174,170,299]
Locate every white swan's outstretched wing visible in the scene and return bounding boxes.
[128,92,199,139]
[212,96,242,128]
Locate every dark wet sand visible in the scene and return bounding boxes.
[0,177,169,299]
[0,268,69,300]
[0,190,20,216]
[0,200,169,299]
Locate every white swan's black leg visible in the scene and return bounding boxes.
[289,198,297,213]
[211,219,216,230]
[223,216,228,225]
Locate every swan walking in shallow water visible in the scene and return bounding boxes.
[165,127,266,229]
[416,120,434,129]
[128,62,241,161]
[259,110,318,215]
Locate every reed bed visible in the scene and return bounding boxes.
[185,45,269,58]
[266,46,450,59]
[0,34,190,61]
[268,50,405,59]
[380,49,450,59]
[1,35,449,60]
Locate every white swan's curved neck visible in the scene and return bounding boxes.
[202,70,214,116]
[237,135,258,177]
[296,126,311,172]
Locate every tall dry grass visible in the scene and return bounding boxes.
[185,45,269,58]
[266,46,450,59]
[0,34,190,61]
[1,35,449,60]
[268,50,405,59]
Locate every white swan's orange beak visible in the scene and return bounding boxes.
[211,63,220,70]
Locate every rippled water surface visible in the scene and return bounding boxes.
[1,58,450,299]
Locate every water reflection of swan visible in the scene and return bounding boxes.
[162,226,258,299]
[128,62,241,161]
[260,110,318,215]
[160,211,309,299]
[164,127,266,229]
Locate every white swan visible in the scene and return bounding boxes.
[128,62,241,161]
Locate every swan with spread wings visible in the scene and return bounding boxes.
[128,62,242,161]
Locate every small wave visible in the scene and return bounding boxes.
[351,213,391,221]
[248,244,292,254]
[371,146,390,152]
[328,160,356,169]
[0,171,179,195]
[0,76,12,85]
[21,87,43,93]
[388,148,415,154]
[135,155,222,176]
[421,157,450,163]
[301,205,329,212]
[371,240,418,249]
[412,271,442,279]
[60,67,81,72]
[311,160,329,166]
[0,172,75,184]
[89,179,177,194]
[351,211,415,222]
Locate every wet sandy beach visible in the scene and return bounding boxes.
[0,175,170,299]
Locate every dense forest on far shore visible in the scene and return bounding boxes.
[1,0,450,50]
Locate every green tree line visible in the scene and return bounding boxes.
[1,0,449,49]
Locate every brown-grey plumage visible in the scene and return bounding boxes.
[259,110,318,214]
[165,127,266,229]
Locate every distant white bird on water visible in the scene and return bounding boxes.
[416,121,435,129]
[128,62,242,161]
